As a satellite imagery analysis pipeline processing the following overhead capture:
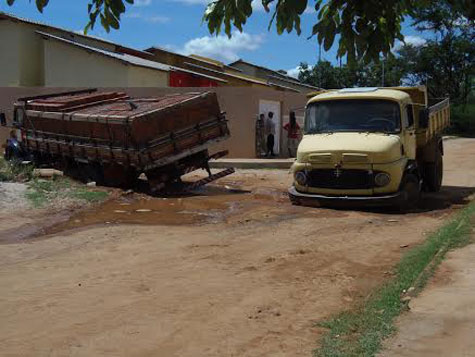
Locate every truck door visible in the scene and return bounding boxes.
[403,104,416,159]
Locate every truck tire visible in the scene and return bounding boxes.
[399,173,421,212]
[424,148,443,192]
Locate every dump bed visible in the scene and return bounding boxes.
[417,97,450,147]
[15,90,229,170]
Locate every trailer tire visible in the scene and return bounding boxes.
[399,173,421,212]
[424,148,443,192]
[102,164,138,188]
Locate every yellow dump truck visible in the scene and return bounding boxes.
[289,86,450,208]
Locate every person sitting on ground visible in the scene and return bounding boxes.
[284,111,301,157]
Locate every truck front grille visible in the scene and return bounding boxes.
[306,169,374,189]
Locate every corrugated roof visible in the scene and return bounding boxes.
[268,82,300,93]
[267,74,321,90]
[37,31,228,83]
[183,62,270,86]
[230,59,321,90]
[0,11,121,48]
[38,31,171,70]
[146,47,240,72]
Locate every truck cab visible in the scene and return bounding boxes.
[289,87,449,208]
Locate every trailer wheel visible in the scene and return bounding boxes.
[424,148,443,192]
[102,164,138,188]
[399,173,421,212]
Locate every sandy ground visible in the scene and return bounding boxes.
[380,240,475,357]
[0,138,474,357]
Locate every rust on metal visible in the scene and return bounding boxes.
[15,90,233,191]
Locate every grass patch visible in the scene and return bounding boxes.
[69,189,109,203]
[0,158,34,182]
[314,201,475,357]
[25,176,109,207]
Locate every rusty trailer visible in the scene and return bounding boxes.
[13,89,233,191]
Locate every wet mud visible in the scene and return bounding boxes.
[11,185,293,242]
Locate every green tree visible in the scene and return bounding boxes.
[298,57,406,89]
[396,0,475,134]
[398,0,474,104]
[203,0,475,63]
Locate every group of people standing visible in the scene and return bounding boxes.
[256,111,301,158]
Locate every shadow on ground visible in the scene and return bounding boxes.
[297,185,475,215]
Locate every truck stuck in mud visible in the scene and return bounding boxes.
[3,89,233,193]
[289,86,450,209]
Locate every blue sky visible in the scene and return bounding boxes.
[0,0,428,76]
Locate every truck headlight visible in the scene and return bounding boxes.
[374,172,391,187]
[295,171,307,186]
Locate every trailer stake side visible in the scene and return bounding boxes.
[7,90,234,192]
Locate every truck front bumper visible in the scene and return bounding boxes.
[288,186,404,207]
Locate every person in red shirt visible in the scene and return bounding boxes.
[283,111,301,157]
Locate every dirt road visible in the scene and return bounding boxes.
[0,138,474,357]
[380,240,475,357]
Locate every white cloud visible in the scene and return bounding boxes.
[171,31,264,62]
[304,5,316,14]
[287,66,301,79]
[287,64,312,78]
[394,35,427,50]
[135,0,153,6]
[124,12,170,23]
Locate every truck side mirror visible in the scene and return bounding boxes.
[419,108,429,129]
[0,113,6,126]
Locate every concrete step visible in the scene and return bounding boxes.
[209,158,294,170]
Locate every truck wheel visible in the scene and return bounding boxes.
[424,149,443,192]
[399,173,421,212]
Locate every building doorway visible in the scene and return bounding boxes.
[259,100,281,155]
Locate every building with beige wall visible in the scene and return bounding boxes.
[0,11,315,93]
[0,12,225,88]
[0,12,119,86]
[0,12,310,157]
[41,32,169,87]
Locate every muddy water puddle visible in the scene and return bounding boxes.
[41,185,290,238]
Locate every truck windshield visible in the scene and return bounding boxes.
[305,99,401,134]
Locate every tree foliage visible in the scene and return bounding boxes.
[4,0,134,33]
[297,0,473,99]
[203,0,474,63]
[298,56,406,89]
